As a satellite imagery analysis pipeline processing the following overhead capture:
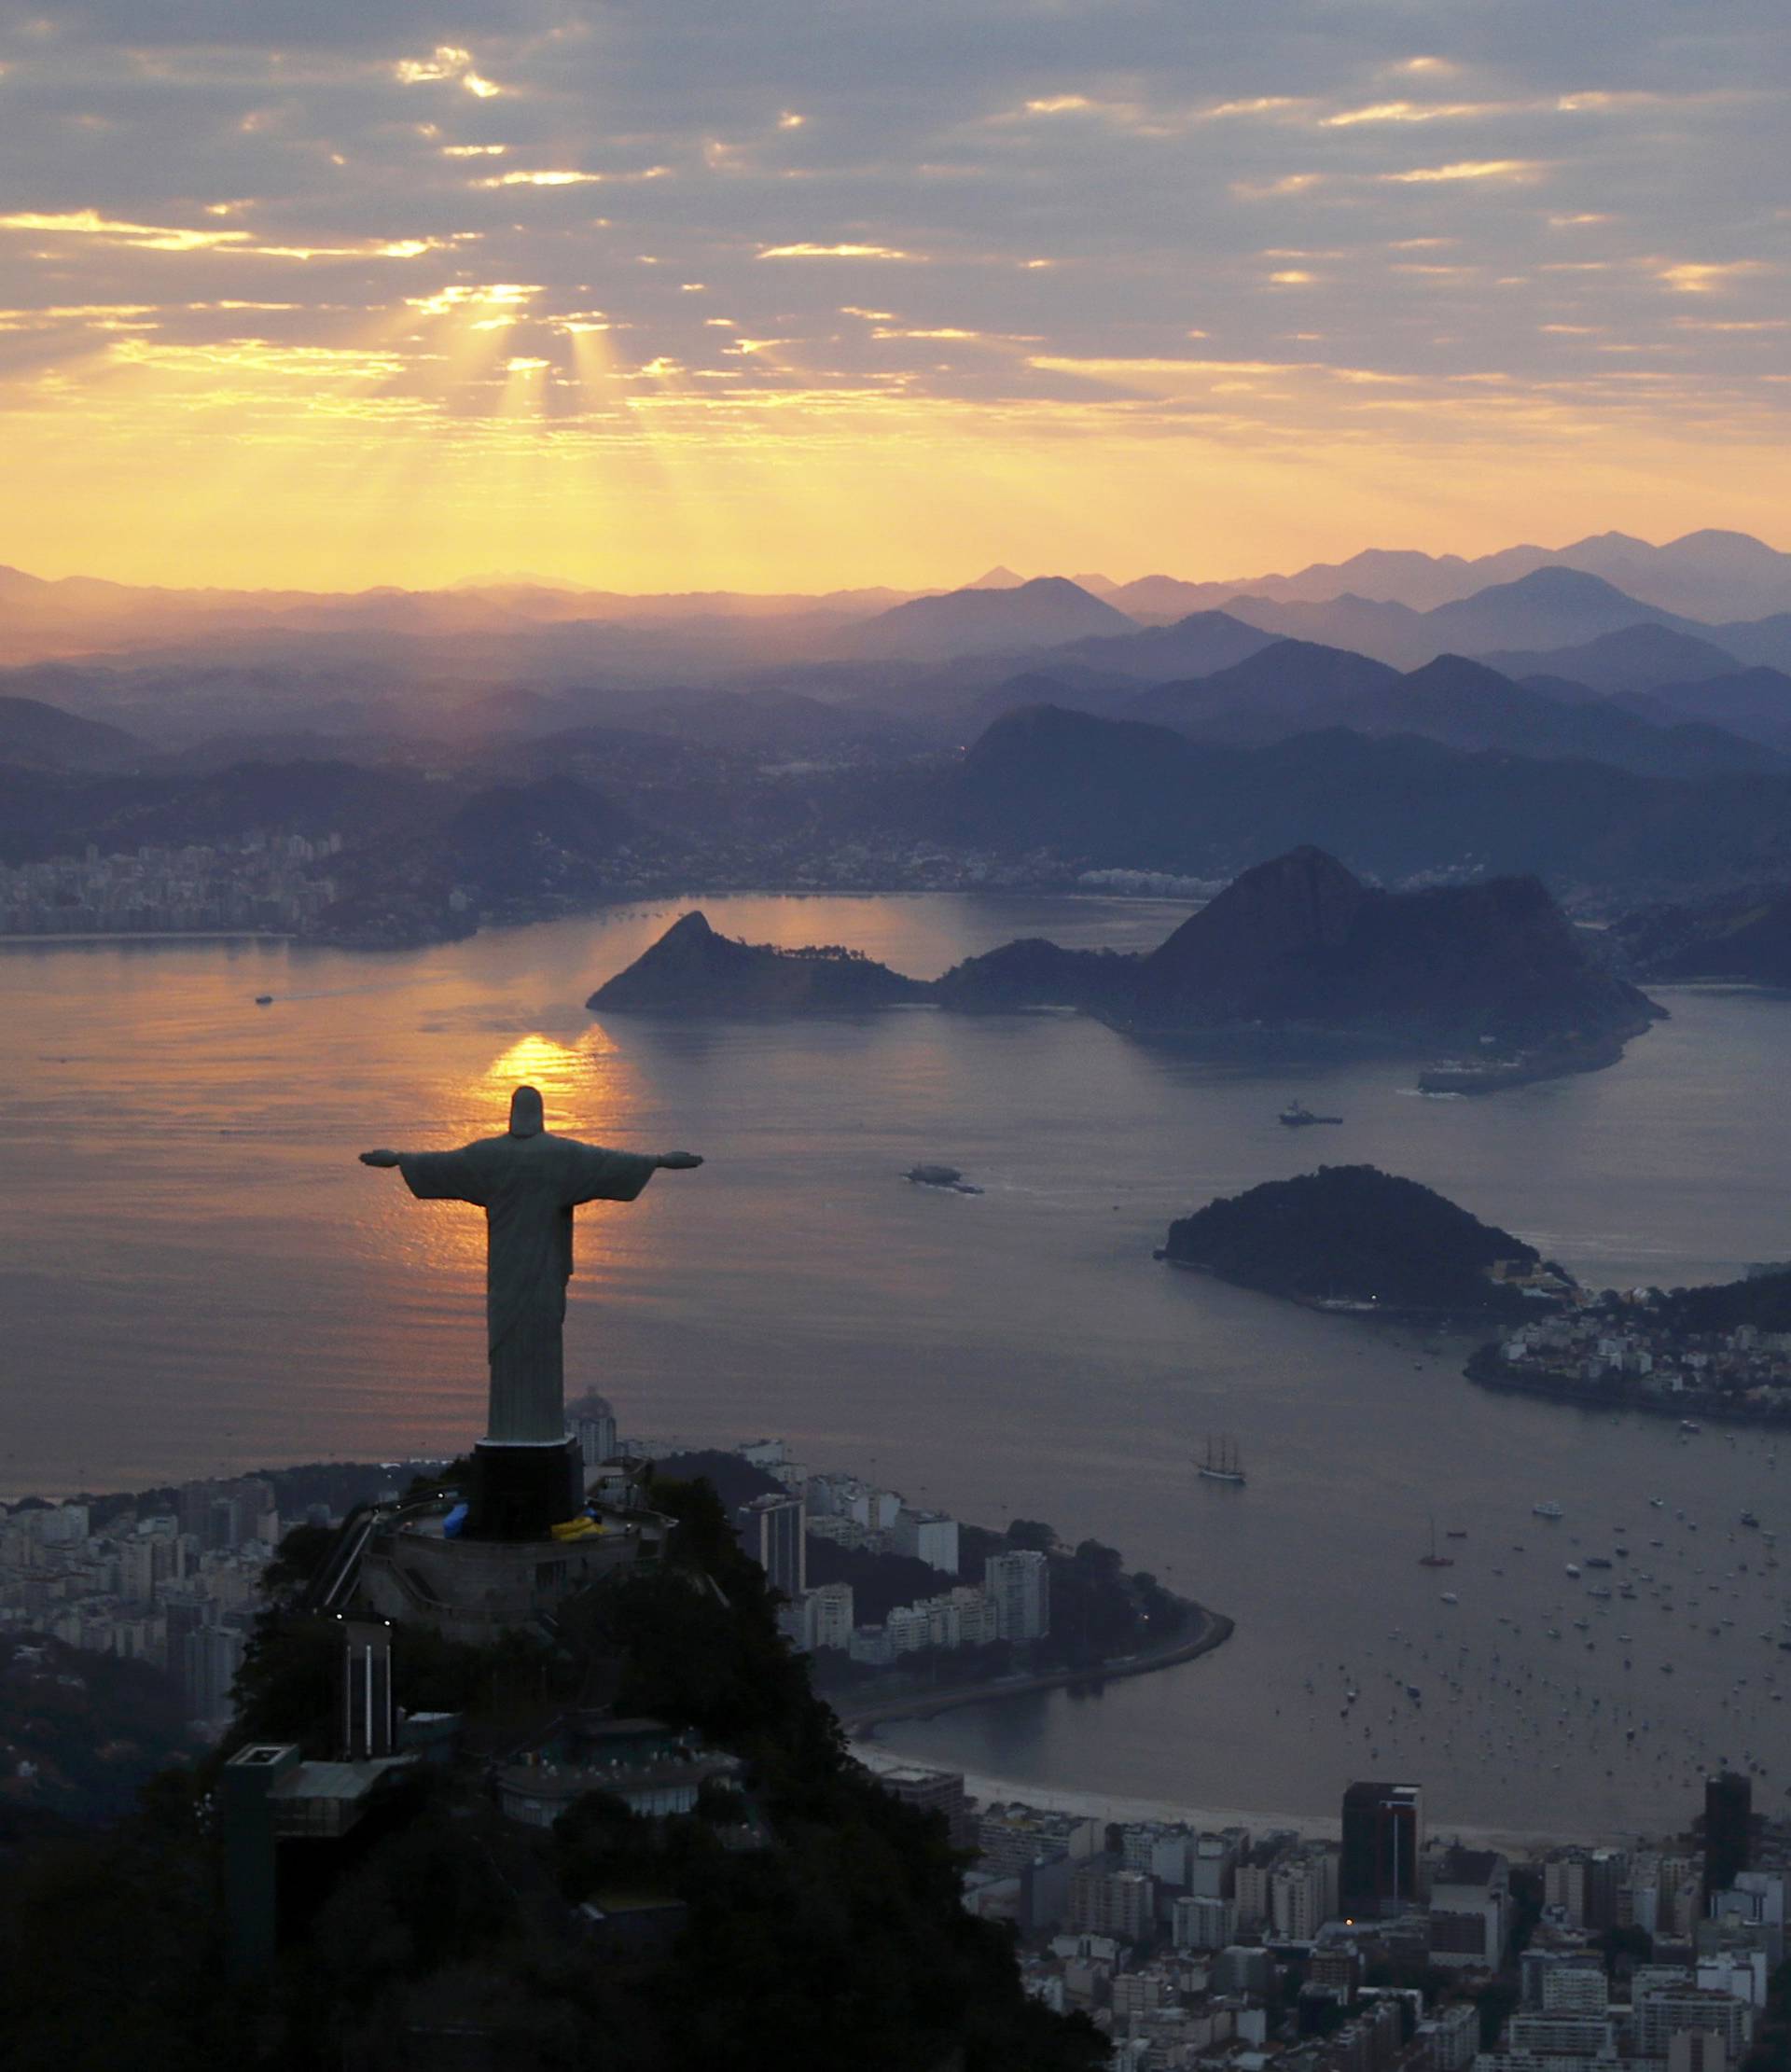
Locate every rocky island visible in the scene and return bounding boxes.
[590,848,1661,1085]
[1159,1164,1573,1318]
[587,909,928,1012]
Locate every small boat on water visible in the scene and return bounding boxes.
[1420,1518,1454,1569]
[1534,1500,1564,1521]
[255,994,273,1006]
[1198,1435,1246,1486]
[1682,1419,1702,1434]
[1279,1098,1343,1127]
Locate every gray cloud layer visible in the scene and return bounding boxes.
[0,0,1784,546]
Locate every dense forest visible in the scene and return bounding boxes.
[1163,1164,1547,1314]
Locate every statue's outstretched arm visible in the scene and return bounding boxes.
[656,1151,703,1170]
[359,1148,403,1168]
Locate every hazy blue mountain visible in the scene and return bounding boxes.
[1706,613,1791,674]
[1119,639,1400,735]
[1623,666,1791,750]
[1321,655,1777,775]
[1613,885,1791,986]
[0,695,141,771]
[1118,530,1791,621]
[834,576,1135,661]
[1043,608,1278,683]
[958,668,1158,731]
[945,702,1791,892]
[1216,591,1432,667]
[1220,569,1704,670]
[1478,622,1742,692]
[1085,644,1770,776]
[1421,567,1700,651]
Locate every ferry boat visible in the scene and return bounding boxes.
[1533,1500,1564,1521]
[1278,1098,1343,1127]
[1198,1435,1246,1486]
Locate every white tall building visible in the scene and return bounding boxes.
[568,1391,618,1472]
[1270,1851,1337,1940]
[894,1508,960,1575]
[985,1551,1050,1641]
[801,1581,854,1651]
[1634,1988,1754,2061]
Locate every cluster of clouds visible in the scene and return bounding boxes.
[0,0,1784,578]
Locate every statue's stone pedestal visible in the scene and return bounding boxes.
[359,1505,669,1647]
[466,1437,584,1540]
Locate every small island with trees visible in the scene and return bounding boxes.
[1159,1164,1575,1319]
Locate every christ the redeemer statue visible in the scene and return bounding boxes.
[360,1086,701,1448]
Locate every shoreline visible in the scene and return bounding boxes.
[834,1599,1234,1733]
[1465,1344,1791,1432]
[847,1754,1667,1859]
[1158,1256,1522,1328]
[0,929,295,947]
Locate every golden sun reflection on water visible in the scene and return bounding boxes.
[400,1026,646,1282]
[479,1028,629,1131]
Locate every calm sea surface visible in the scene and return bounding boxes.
[5,894,1791,1834]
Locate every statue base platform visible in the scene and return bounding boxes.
[465,1437,585,1541]
[358,1508,662,1647]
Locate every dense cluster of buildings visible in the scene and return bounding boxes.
[1492,1305,1791,1421]
[0,1474,339,1729]
[865,1768,1787,2072]
[0,833,342,936]
[726,1438,1051,1664]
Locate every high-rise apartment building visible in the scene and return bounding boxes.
[1340,1782,1423,1919]
[984,1550,1050,1641]
[1704,1773,1753,1909]
[736,1492,806,1598]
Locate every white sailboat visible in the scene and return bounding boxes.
[1198,1435,1246,1486]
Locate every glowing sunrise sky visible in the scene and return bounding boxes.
[0,0,1785,591]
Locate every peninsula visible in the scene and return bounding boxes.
[1159,1164,1572,1318]
[1472,1267,1791,1428]
[589,848,1661,1084]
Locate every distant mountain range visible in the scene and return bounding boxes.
[830,576,1136,661]
[1611,886,1791,988]
[942,702,1791,891]
[1073,529,1791,623]
[0,695,141,772]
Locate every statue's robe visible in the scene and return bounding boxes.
[398,1131,658,1445]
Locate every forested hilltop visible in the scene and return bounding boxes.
[0,1473,1105,2072]
[1161,1165,1562,1315]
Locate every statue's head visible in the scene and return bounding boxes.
[508,1085,546,1138]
